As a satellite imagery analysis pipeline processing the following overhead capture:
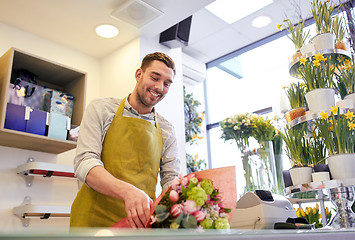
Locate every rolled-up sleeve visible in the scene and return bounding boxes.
[74,99,106,183]
[159,119,180,190]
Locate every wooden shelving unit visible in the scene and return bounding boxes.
[0,48,87,154]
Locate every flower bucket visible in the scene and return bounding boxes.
[289,166,313,185]
[305,88,335,114]
[344,93,355,109]
[311,32,335,51]
[327,154,355,180]
[336,98,354,110]
[312,172,330,182]
[300,43,315,56]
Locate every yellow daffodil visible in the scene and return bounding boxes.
[345,59,351,66]
[277,24,282,30]
[344,63,352,71]
[344,110,354,120]
[314,53,325,62]
[300,57,307,65]
[313,59,321,67]
[330,106,338,115]
[320,111,328,120]
[348,121,355,130]
[338,55,345,63]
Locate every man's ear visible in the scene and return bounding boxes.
[135,68,143,81]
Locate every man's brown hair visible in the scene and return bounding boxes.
[140,52,176,76]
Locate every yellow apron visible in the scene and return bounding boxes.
[70,98,163,227]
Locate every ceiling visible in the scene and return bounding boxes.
[0,0,320,64]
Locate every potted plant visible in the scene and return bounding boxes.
[297,53,336,114]
[334,57,355,108]
[311,0,336,51]
[277,19,310,60]
[283,82,308,121]
[332,14,347,51]
[314,106,355,180]
[282,124,312,185]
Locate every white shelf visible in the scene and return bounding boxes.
[13,196,70,227]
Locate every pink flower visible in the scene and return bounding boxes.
[169,190,179,203]
[171,177,181,191]
[192,210,206,222]
[170,204,183,218]
[183,200,200,215]
[181,176,189,188]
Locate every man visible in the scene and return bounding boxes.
[70,52,180,228]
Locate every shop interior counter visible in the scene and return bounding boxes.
[1,228,355,240]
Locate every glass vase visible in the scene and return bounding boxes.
[239,139,278,195]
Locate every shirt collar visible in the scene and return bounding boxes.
[124,95,155,119]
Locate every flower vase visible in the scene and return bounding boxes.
[240,139,278,194]
[289,107,306,121]
[344,93,355,109]
[289,166,313,185]
[305,88,335,114]
[300,43,315,56]
[311,32,335,51]
[335,40,347,51]
[327,154,355,180]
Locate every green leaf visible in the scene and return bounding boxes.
[181,214,198,228]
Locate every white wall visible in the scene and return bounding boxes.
[0,22,186,231]
[0,22,101,231]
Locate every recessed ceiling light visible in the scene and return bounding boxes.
[252,16,272,28]
[95,24,119,38]
[205,0,273,24]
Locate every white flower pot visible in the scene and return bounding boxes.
[312,172,330,182]
[344,93,355,109]
[327,154,355,180]
[300,43,315,56]
[336,99,353,110]
[305,88,335,114]
[311,32,335,51]
[289,166,313,185]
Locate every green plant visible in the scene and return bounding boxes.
[311,0,336,34]
[282,124,310,167]
[277,19,310,50]
[306,131,327,166]
[297,53,335,91]
[184,86,205,145]
[283,82,307,109]
[314,106,355,156]
[334,58,355,99]
[186,153,206,174]
[295,204,332,228]
[332,14,346,42]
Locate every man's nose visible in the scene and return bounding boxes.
[154,81,164,92]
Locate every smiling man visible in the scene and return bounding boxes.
[70,52,180,228]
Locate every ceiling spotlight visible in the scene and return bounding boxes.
[251,16,272,28]
[95,24,119,38]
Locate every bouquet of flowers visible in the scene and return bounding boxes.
[112,166,236,229]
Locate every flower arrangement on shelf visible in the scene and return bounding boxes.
[151,170,233,229]
[283,82,307,109]
[332,14,347,50]
[277,19,310,58]
[311,0,336,34]
[314,106,355,156]
[294,204,332,228]
[334,57,355,99]
[306,130,327,166]
[297,53,336,91]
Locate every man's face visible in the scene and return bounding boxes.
[135,60,174,111]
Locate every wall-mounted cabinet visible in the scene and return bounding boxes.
[0,48,86,154]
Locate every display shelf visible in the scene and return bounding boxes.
[287,108,354,128]
[288,48,351,78]
[16,158,75,187]
[13,196,70,227]
[0,47,87,154]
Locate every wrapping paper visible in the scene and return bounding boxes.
[111,166,237,228]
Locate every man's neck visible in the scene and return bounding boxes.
[127,94,153,115]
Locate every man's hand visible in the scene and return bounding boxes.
[123,186,154,228]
